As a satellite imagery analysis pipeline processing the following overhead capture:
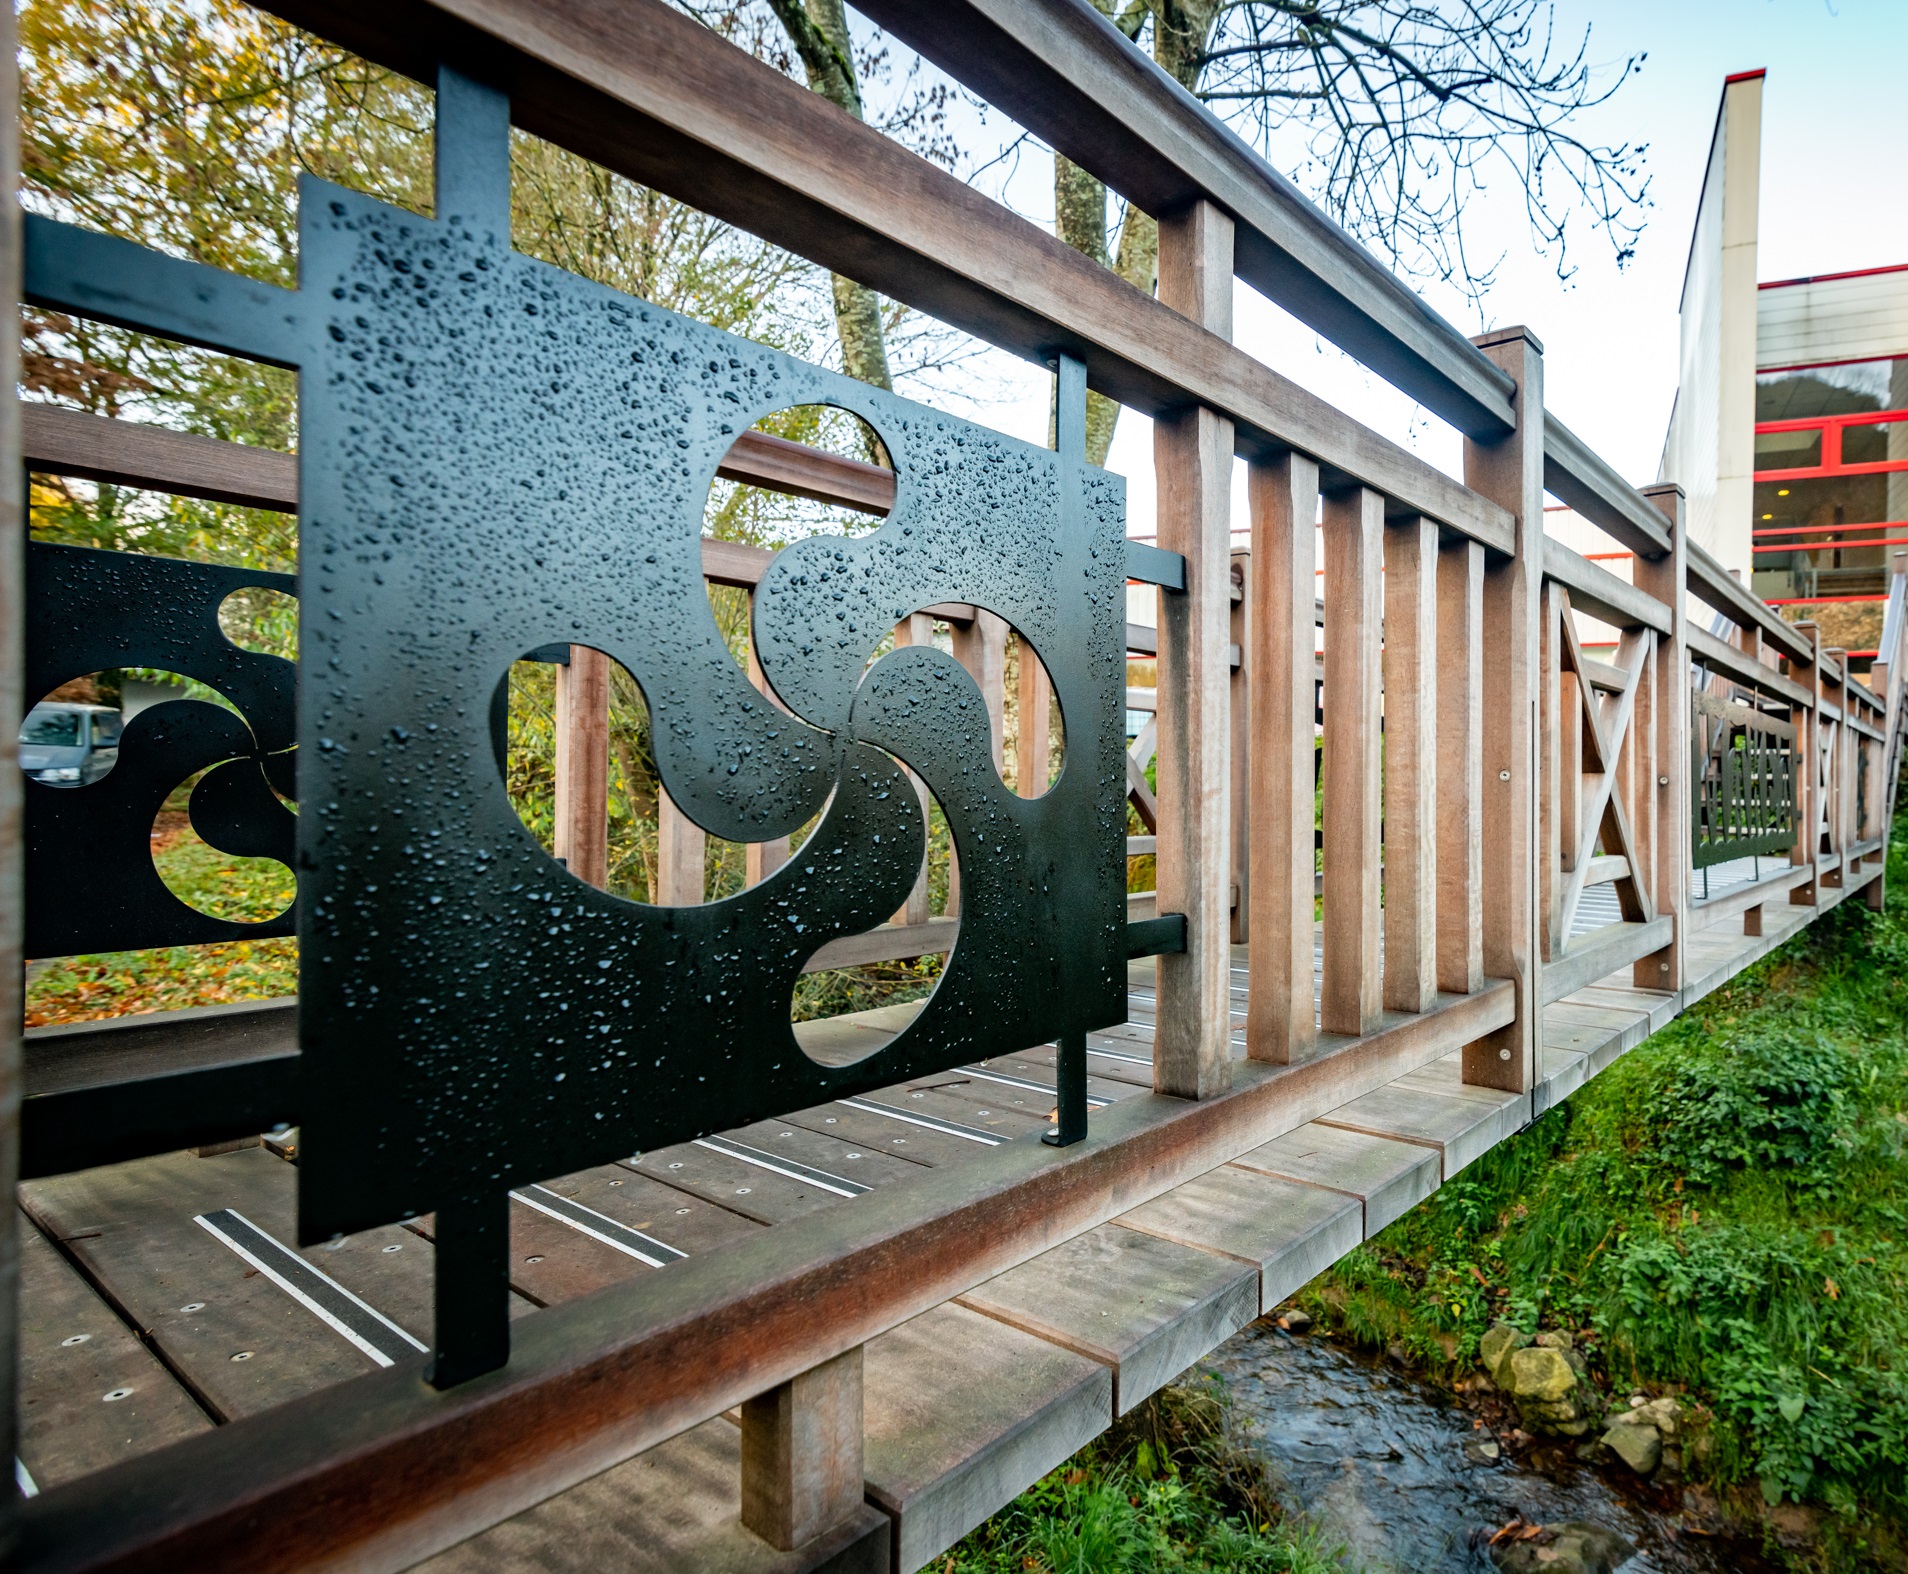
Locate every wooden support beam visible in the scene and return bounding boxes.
[1321,486,1383,1038]
[1247,454,1320,1063]
[1153,199,1236,1101]
[1633,484,1687,989]
[740,1346,865,1551]
[1463,327,1543,1092]
[1382,516,1436,1013]
[553,646,610,889]
[1436,539,1484,995]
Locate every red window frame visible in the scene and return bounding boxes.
[1753,407,1908,481]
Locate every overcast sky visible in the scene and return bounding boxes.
[875,0,1908,537]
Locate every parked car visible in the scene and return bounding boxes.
[18,702,122,788]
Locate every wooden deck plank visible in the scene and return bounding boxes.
[15,1215,212,1493]
[630,1144,859,1227]
[776,1102,1006,1168]
[1227,1122,1438,1236]
[723,1119,934,1189]
[1314,1080,1528,1180]
[957,1223,1257,1415]
[1115,1164,1360,1310]
[415,1418,889,1574]
[19,1149,428,1421]
[552,1166,766,1256]
[863,1303,1110,1574]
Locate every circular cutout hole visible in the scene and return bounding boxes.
[498,645,791,906]
[217,587,298,660]
[19,673,124,789]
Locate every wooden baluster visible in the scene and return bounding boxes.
[1463,327,1544,1092]
[1382,515,1437,1013]
[1539,582,1565,961]
[740,1346,864,1551]
[554,645,610,889]
[1014,630,1051,800]
[1153,198,1236,1099]
[1229,551,1250,943]
[745,611,790,890]
[1790,621,1820,905]
[948,610,1007,919]
[1633,484,1694,976]
[895,613,935,924]
[1247,453,1319,1062]
[1321,486,1382,1037]
[1437,539,1485,995]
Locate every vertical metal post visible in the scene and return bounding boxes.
[429,1193,510,1389]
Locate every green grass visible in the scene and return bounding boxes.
[1294,809,1908,1565]
[941,1379,1357,1574]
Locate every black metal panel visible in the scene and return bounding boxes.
[22,67,1131,1380]
[295,159,1129,1239]
[23,541,299,956]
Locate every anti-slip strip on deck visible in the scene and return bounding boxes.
[192,1209,426,1369]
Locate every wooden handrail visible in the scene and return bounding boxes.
[259,0,1513,553]
[848,0,1518,442]
[1541,415,1673,560]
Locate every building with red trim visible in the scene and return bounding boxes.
[1659,70,1908,664]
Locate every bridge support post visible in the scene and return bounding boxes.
[741,1345,866,1551]
[1635,485,1688,992]
[1153,198,1236,1100]
[1462,329,1544,1093]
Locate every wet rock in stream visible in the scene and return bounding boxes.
[1204,1321,1777,1573]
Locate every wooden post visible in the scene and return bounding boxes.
[657,793,706,906]
[1014,632,1051,798]
[1229,550,1250,943]
[1382,515,1437,1013]
[1626,628,1665,987]
[1153,198,1236,1100]
[1321,486,1383,1038]
[1791,622,1820,905]
[1247,454,1319,1063]
[1463,328,1543,1092]
[947,610,1007,918]
[745,627,790,889]
[554,645,610,888]
[740,1346,864,1551]
[893,613,935,923]
[1437,539,1485,994]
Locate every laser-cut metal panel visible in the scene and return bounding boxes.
[295,181,1127,1239]
[23,541,298,957]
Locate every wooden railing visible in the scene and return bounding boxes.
[8,2,1908,1570]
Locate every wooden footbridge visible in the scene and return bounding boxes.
[6,2,1908,1571]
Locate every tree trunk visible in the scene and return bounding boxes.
[765,0,894,393]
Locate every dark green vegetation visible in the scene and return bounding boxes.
[1300,813,1908,1564]
[943,1380,1351,1574]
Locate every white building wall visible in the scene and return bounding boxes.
[1660,73,1762,583]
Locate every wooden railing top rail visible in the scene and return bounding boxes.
[1687,537,1814,663]
[257,0,1512,553]
[1540,533,1670,634]
[1541,415,1673,560]
[850,0,1518,442]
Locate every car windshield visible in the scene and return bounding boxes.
[20,708,81,746]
